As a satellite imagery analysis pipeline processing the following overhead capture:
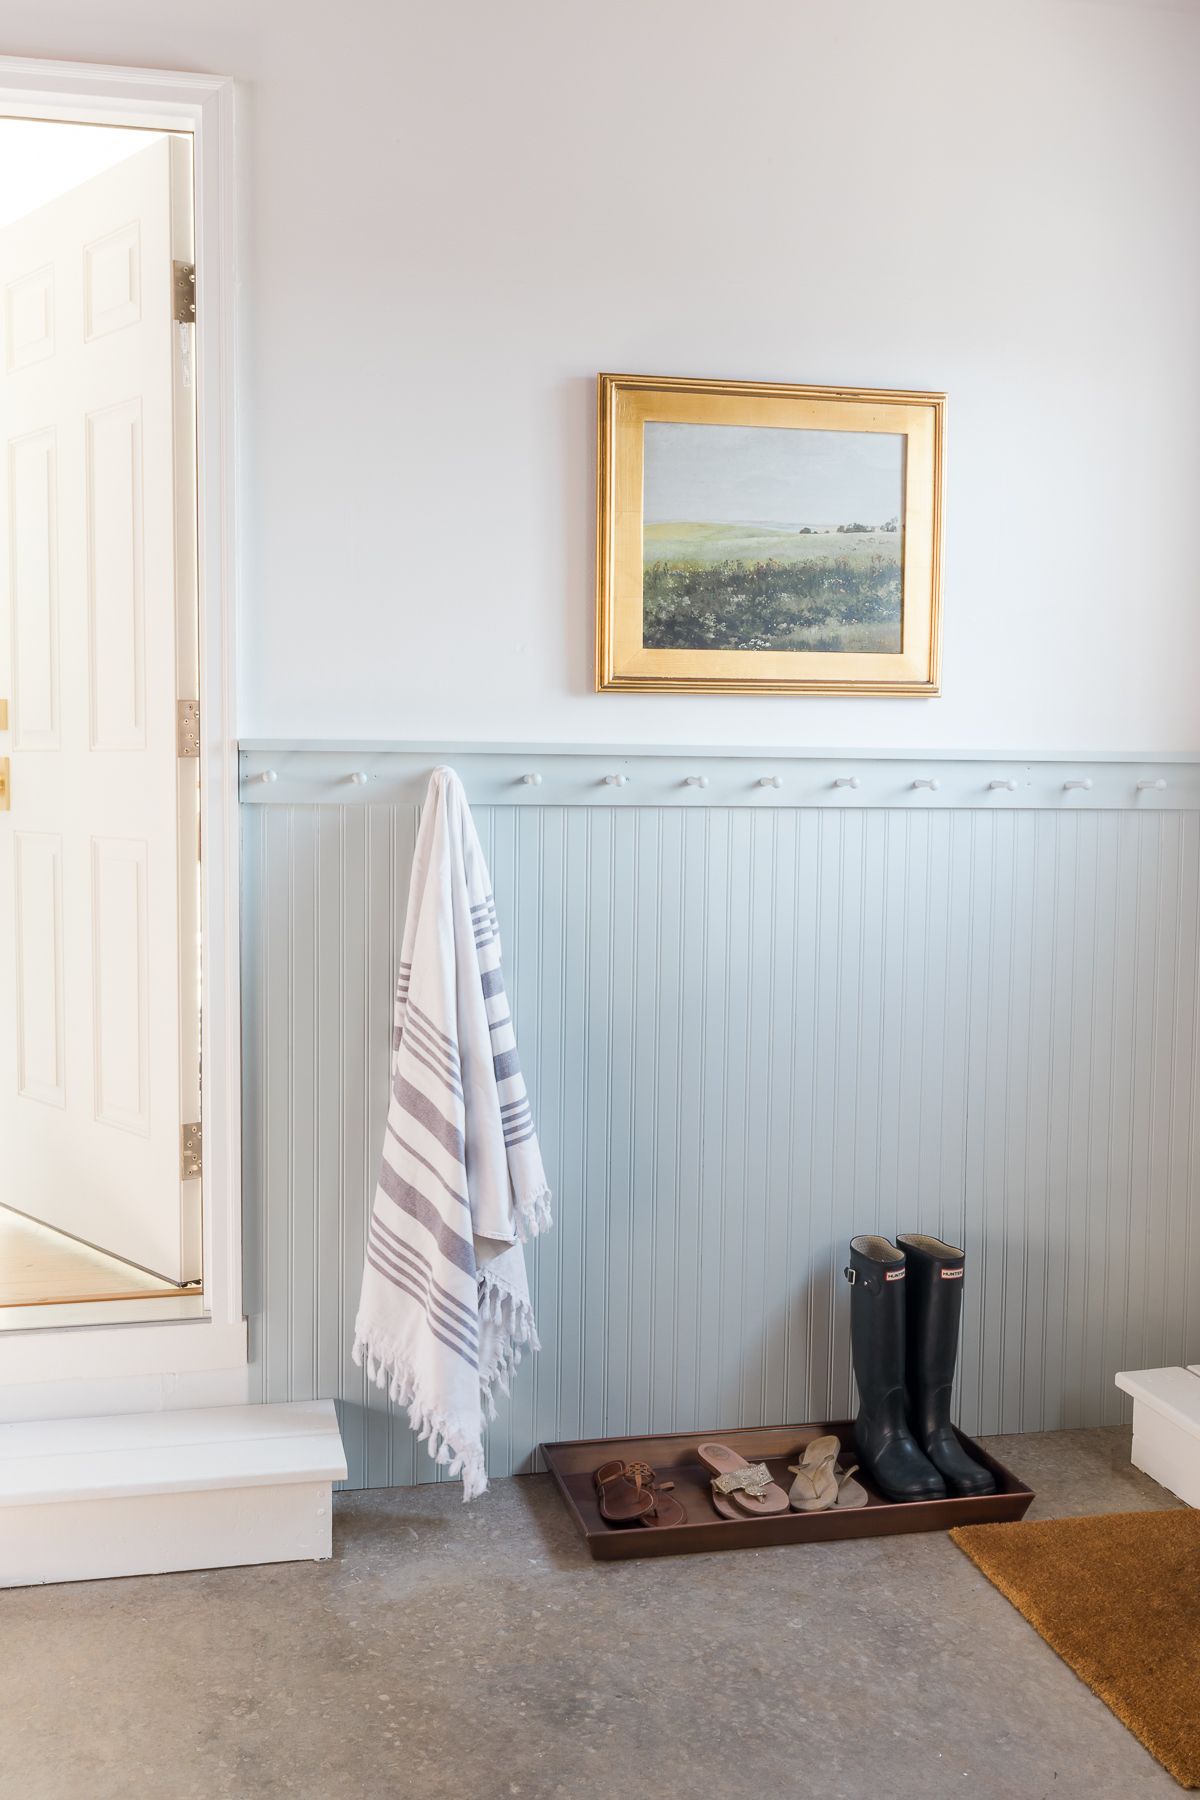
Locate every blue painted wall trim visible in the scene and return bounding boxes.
[241,765,1200,1488]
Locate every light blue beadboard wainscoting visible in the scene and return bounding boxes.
[240,744,1200,1489]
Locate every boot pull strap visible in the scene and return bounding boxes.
[845,1264,888,1294]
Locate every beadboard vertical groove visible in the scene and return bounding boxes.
[241,799,1200,1487]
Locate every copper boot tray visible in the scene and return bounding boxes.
[541,1420,1034,1560]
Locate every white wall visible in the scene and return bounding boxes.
[5,0,1199,751]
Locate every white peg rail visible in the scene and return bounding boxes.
[238,743,1200,811]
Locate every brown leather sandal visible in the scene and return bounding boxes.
[593,1459,687,1528]
[637,1468,687,1529]
[594,1459,653,1524]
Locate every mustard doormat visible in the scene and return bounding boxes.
[951,1510,1200,1789]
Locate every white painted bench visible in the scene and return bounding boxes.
[1115,1366,1200,1508]
[0,1400,347,1587]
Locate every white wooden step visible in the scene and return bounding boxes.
[0,1400,347,1587]
[1115,1366,1200,1508]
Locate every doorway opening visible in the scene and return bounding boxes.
[0,116,202,1323]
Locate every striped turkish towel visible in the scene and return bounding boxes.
[352,766,551,1499]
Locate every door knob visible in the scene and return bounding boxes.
[0,758,9,812]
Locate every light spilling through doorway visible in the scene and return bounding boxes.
[0,117,203,1322]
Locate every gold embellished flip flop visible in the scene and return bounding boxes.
[697,1442,790,1518]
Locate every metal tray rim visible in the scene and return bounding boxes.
[540,1418,1035,1561]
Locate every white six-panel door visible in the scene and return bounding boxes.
[0,137,200,1283]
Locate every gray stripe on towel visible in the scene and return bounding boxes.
[365,1250,478,1366]
[371,1214,480,1328]
[407,1000,460,1058]
[400,1038,464,1103]
[378,1160,476,1275]
[404,1011,462,1082]
[367,1236,478,1351]
[386,1122,470,1211]
[390,1074,465,1161]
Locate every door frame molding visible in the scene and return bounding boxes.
[0,57,245,1395]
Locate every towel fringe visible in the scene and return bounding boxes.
[476,1267,540,1417]
[354,1266,541,1503]
[478,1269,541,1348]
[353,1328,487,1500]
[514,1183,553,1244]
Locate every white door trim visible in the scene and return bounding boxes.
[0,58,244,1391]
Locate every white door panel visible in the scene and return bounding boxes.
[4,264,54,372]
[14,831,65,1106]
[8,427,59,749]
[0,137,199,1283]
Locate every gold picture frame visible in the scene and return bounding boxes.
[595,372,944,695]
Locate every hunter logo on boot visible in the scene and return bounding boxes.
[941,1268,964,1279]
[885,1268,905,1281]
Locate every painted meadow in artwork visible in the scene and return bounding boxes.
[641,422,905,653]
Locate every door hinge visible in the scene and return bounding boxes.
[173,260,196,324]
[177,699,200,758]
[181,1122,202,1180]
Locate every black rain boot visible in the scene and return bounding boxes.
[896,1233,996,1497]
[844,1236,946,1502]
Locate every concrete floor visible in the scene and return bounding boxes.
[0,1426,1184,1800]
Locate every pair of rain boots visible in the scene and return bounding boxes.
[844,1233,995,1503]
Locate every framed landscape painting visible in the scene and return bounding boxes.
[595,373,944,695]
